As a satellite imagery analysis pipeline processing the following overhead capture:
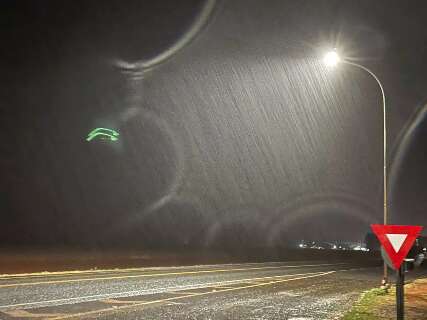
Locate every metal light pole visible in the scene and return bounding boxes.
[323,51,388,284]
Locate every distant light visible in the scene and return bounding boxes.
[332,245,337,250]
[323,50,340,67]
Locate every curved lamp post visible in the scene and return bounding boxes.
[323,50,388,284]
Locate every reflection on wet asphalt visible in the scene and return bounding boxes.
[0,261,388,319]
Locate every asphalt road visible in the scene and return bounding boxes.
[0,260,386,319]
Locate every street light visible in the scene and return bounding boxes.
[323,51,340,67]
[323,50,388,285]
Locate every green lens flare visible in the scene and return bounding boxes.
[86,128,119,142]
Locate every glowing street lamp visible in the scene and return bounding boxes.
[323,50,388,285]
[323,50,340,67]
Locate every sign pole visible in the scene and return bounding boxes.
[371,225,423,320]
[396,264,404,320]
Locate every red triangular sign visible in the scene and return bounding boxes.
[371,224,423,270]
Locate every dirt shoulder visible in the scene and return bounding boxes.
[342,278,427,320]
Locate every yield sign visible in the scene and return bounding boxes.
[371,224,423,270]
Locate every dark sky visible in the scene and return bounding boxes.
[1,0,427,249]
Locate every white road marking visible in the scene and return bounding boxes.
[0,262,345,280]
[0,271,330,311]
[0,263,346,288]
[49,271,338,320]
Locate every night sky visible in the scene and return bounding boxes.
[1,0,427,249]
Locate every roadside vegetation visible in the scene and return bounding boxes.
[342,279,427,320]
[342,287,390,320]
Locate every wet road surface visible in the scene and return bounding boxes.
[0,261,384,319]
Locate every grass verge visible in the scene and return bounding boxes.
[342,278,427,320]
[342,287,391,320]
